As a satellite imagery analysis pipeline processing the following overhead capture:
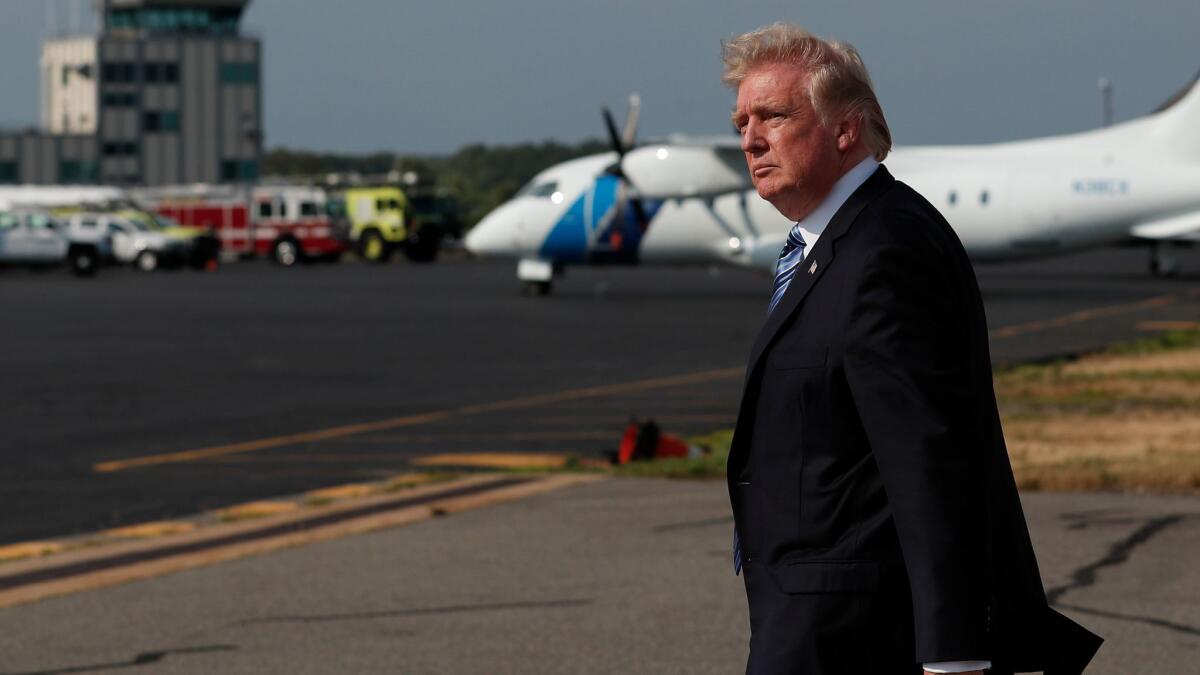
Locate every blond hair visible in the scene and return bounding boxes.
[722,23,891,161]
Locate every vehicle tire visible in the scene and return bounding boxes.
[135,250,159,272]
[402,226,442,263]
[272,238,301,266]
[357,230,391,263]
[69,247,99,277]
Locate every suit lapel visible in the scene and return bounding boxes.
[744,165,895,380]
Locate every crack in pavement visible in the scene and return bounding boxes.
[236,598,594,625]
[1046,513,1186,605]
[1046,510,1200,637]
[0,645,237,675]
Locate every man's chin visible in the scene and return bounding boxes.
[756,188,793,218]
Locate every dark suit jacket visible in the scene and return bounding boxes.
[728,165,1102,675]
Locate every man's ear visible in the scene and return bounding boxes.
[835,115,860,152]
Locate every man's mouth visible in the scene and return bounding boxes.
[752,165,777,178]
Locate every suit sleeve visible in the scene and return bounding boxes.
[843,234,991,663]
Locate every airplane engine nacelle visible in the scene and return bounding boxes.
[621,145,750,200]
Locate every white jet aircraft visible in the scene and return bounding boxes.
[466,73,1200,293]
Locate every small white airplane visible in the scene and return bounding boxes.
[466,72,1200,293]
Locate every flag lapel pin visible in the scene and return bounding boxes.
[808,261,818,275]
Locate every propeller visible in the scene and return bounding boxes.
[602,94,651,232]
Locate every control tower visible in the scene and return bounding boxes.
[1,0,261,186]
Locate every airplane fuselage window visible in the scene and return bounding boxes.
[517,181,560,199]
[980,190,990,206]
[948,190,958,206]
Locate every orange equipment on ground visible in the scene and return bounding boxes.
[615,418,697,464]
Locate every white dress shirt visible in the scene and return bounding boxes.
[800,157,991,675]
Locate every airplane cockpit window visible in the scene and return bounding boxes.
[517,180,559,199]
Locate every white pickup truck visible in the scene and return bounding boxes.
[62,212,191,271]
[0,209,101,276]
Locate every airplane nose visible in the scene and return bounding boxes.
[464,210,514,257]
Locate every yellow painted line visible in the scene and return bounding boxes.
[0,542,63,563]
[304,483,377,502]
[216,501,300,522]
[521,414,738,425]
[101,521,195,539]
[453,368,743,416]
[186,453,428,464]
[94,410,453,473]
[989,293,1177,340]
[93,367,742,473]
[0,474,602,609]
[331,431,616,444]
[1138,320,1200,331]
[412,453,571,470]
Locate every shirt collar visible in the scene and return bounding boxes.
[796,156,880,240]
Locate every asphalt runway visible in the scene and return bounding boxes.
[2,245,1198,544]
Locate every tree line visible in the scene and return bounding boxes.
[264,139,610,227]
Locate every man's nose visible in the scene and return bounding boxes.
[740,120,765,154]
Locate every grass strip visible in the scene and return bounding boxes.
[576,330,1200,493]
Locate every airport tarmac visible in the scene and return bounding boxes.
[1,245,1198,544]
[0,477,1195,674]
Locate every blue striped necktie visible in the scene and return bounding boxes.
[768,223,807,315]
[735,224,809,575]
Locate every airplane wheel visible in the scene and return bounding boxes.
[522,280,552,297]
[1150,251,1179,278]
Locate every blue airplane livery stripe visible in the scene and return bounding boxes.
[538,175,662,264]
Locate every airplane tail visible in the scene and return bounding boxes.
[1146,68,1200,160]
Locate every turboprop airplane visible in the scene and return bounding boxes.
[466,72,1200,294]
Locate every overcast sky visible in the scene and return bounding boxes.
[3,0,1199,155]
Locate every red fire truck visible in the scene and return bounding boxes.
[139,184,348,265]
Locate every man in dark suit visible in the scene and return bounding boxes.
[723,24,1102,675]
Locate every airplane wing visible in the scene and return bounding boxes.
[1130,210,1200,241]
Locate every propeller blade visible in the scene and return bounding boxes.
[602,106,625,157]
[621,93,641,150]
[604,95,650,231]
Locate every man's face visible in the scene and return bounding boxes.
[733,63,844,222]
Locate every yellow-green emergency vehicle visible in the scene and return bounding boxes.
[343,186,409,262]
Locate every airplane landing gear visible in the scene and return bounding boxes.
[522,280,553,296]
[517,258,558,296]
[1149,242,1181,278]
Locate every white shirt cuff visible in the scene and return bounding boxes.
[923,661,991,673]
